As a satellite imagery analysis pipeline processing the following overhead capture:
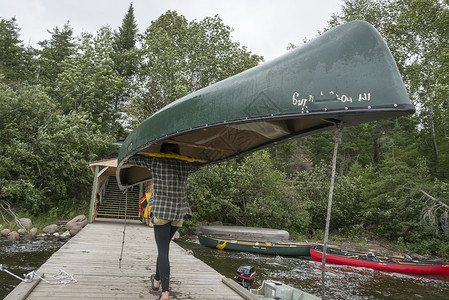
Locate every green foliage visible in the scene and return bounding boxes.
[127,11,263,126]
[112,3,138,78]
[292,161,363,235]
[419,180,449,238]
[33,22,76,87]
[188,150,311,234]
[53,27,127,137]
[331,0,449,180]
[0,17,33,83]
[0,83,116,213]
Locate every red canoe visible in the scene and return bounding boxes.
[310,248,449,275]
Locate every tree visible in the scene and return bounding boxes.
[112,2,138,78]
[53,27,127,137]
[390,0,449,178]
[34,22,76,88]
[329,0,449,179]
[127,11,263,126]
[0,17,33,83]
[110,3,139,128]
[0,83,116,213]
[187,150,311,235]
[286,0,448,254]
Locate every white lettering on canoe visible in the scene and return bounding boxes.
[292,92,314,111]
[337,94,353,103]
[292,91,371,109]
[358,93,371,101]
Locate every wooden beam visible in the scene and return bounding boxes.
[97,166,109,178]
[3,274,43,300]
[88,165,99,224]
[222,277,259,300]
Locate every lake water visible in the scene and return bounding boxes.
[0,237,66,299]
[2,235,449,299]
[177,236,449,300]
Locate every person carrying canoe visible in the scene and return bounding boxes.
[127,142,201,300]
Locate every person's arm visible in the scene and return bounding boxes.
[127,155,154,169]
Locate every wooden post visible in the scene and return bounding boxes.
[88,165,99,223]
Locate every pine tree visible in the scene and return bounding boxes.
[112,2,138,78]
[54,27,126,137]
[0,17,32,83]
[35,22,75,87]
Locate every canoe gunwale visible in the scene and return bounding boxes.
[119,102,414,163]
[198,234,308,247]
[117,103,414,189]
[198,225,290,241]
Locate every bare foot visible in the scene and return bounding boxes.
[159,291,169,300]
[153,277,160,289]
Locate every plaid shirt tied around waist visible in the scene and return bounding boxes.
[128,155,199,221]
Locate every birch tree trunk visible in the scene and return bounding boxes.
[429,104,439,161]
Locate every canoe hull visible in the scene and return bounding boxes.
[198,235,311,256]
[198,225,290,241]
[117,21,415,188]
[310,248,449,275]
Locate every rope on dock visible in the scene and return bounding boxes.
[0,264,76,285]
[321,123,344,300]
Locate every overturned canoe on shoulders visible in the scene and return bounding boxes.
[198,234,312,256]
[117,20,415,189]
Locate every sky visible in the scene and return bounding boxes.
[0,0,345,62]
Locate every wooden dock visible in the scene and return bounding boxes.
[6,218,252,299]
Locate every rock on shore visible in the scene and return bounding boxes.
[1,214,88,241]
[66,215,88,236]
[18,218,32,229]
[43,224,58,234]
[8,231,20,241]
[1,229,11,236]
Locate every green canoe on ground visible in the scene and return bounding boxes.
[198,225,290,241]
[198,234,312,256]
[117,20,415,189]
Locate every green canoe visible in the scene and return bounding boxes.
[199,225,290,241]
[198,235,312,256]
[117,20,414,188]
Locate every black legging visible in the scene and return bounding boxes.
[153,222,179,292]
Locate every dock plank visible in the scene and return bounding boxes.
[6,218,247,299]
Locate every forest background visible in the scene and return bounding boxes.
[1,0,448,257]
